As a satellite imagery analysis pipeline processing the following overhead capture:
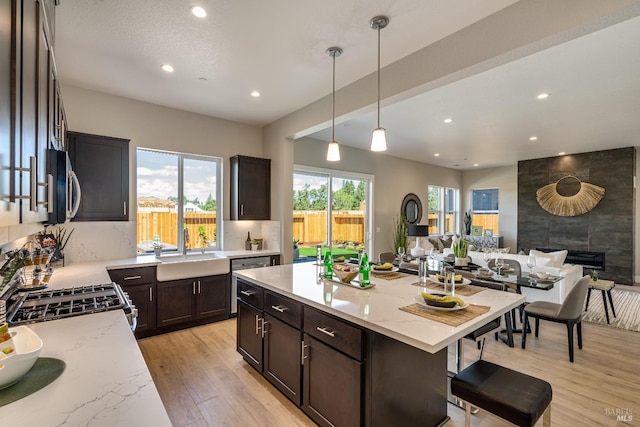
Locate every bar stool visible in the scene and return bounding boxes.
[585,279,616,324]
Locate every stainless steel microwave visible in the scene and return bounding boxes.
[47,149,81,224]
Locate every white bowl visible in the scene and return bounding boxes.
[0,326,43,390]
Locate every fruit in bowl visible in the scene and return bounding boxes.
[421,292,464,308]
[333,265,359,283]
[0,325,43,390]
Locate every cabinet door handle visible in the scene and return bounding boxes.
[240,204,244,216]
[193,282,196,295]
[316,326,335,337]
[46,174,53,213]
[271,305,286,313]
[301,341,308,365]
[30,156,37,211]
[124,275,142,280]
[260,318,268,338]
[123,201,127,216]
[198,280,201,294]
[149,287,153,302]
[255,314,260,335]
[240,290,252,297]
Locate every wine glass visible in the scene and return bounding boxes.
[495,256,505,275]
[428,248,436,270]
[527,255,537,283]
[483,250,491,266]
[397,246,406,262]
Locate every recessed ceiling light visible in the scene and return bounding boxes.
[434,153,440,157]
[473,163,479,167]
[558,152,566,155]
[161,64,174,72]
[191,6,207,18]
[529,136,538,141]
[443,118,453,124]
[537,92,550,99]
[251,91,260,97]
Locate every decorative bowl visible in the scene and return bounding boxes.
[333,266,359,283]
[0,326,43,390]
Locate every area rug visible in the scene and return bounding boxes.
[583,289,640,332]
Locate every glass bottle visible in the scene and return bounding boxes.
[323,250,333,278]
[245,232,251,250]
[359,252,370,287]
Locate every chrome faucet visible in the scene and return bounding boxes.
[183,227,189,254]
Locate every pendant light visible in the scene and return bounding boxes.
[370,15,389,152]
[326,47,342,161]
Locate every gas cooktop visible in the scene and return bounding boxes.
[5,283,135,327]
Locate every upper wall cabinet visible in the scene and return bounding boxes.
[0,0,61,227]
[230,155,271,220]
[68,131,130,221]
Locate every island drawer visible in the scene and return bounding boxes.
[265,291,302,329]
[108,266,156,287]
[237,279,264,309]
[304,307,363,360]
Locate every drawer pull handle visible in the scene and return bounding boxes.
[240,290,252,296]
[271,305,286,313]
[316,326,335,337]
[124,276,142,280]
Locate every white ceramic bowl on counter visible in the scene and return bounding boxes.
[0,325,43,389]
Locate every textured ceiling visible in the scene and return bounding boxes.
[54,1,640,169]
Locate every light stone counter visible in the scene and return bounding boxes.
[234,262,525,353]
[0,311,171,426]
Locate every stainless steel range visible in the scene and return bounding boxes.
[5,283,137,330]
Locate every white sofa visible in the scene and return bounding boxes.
[467,250,584,304]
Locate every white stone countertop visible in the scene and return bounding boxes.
[0,311,172,427]
[234,262,525,354]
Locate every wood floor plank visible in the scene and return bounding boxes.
[138,317,640,427]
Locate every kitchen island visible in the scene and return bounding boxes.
[234,262,525,426]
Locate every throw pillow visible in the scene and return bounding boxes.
[530,249,568,268]
[494,247,511,254]
[440,236,453,248]
[428,238,444,252]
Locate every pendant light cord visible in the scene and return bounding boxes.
[377,24,381,128]
[332,52,336,142]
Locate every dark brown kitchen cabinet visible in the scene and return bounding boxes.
[68,131,130,221]
[156,274,230,329]
[230,155,271,220]
[270,254,281,266]
[107,266,157,338]
[0,0,20,226]
[236,281,304,406]
[302,307,363,427]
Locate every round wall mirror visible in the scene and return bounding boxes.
[401,193,422,224]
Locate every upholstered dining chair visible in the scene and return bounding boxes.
[522,275,591,362]
[378,251,396,264]
[487,258,522,275]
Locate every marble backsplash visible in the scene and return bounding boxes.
[1,220,281,263]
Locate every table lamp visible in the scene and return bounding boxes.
[408,225,429,257]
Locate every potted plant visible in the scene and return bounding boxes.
[293,238,300,260]
[452,238,469,266]
[393,215,408,258]
[250,239,259,251]
[464,210,472,236]
[52,226,74,266]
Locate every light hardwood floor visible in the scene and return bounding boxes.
[138,317,640,426]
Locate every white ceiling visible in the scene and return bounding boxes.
[55,1,640,170]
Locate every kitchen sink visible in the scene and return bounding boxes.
[156,252,229,281]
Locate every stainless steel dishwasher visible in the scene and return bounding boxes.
[230,256,272,314]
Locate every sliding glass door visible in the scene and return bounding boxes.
[293,167,372,261]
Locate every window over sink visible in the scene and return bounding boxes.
[136,148,221,254]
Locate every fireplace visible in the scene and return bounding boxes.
[536,248,605,271]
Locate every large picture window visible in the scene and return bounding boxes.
[293,166,372,261]
[472,188,499,233]
[428,186,459,235]
[136,148,221,254]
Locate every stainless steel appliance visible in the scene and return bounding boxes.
[47,149,81,224]
[230,256,271,314]
[5,283,137,331]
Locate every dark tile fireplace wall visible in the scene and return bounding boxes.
[518,147,635,285]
